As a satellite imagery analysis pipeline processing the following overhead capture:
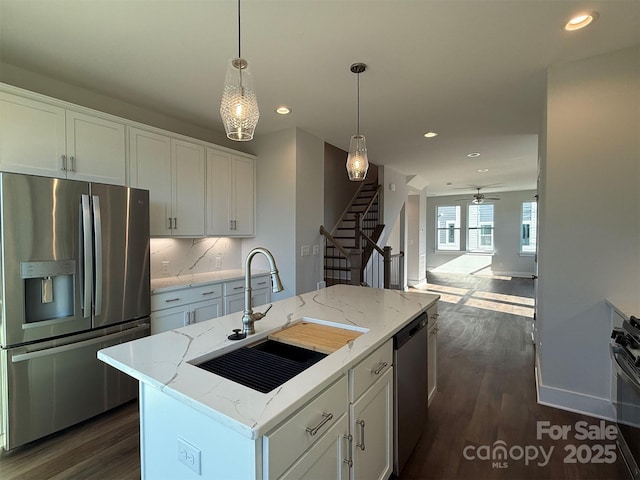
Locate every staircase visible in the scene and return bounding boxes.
[323,181,383,286]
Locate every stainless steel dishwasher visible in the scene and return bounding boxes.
[393,311,429,475]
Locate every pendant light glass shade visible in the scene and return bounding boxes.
[346,134,369,181]
[220,58,260,141]
[346,63,369,181]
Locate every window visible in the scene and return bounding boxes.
[521,201,537,253]
[468,204,494,252]
[436,205,461,250]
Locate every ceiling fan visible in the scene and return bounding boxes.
[457,187,501,204]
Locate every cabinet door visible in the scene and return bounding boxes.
[171,139,205,236]
[232,155,255,236]
[428,321,438,405]
[280,415,350,480]
[206,148,232,235]
[65,111,126,185]
[350,368,393,480]
[192,299,223,324]
[151,306,189,335]
[0,91,66,178]
[129,127,172,236]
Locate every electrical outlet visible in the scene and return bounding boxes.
[161,261,170,274]
[215,257,222,269]
[301,245,311,256]
[317,281,326,290]
[312,244,320,255]
[177,437,201,475]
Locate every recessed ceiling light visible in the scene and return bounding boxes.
[478,169,489,173]
[564,12,599,31]
[424,132,438,138]
[467,152,481,158]
[276,106,291,115]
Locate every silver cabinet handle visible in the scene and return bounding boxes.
[373,361,388,375]
[202,291,216,296]
[61,154,67,171]
[233,286,243,291]
[229,219,234,231]
[92,195,103,316]
[343,434,353,467]
[305,412,333,436]
[257,281,267,286]
[167,217,173,230]
[69,155,75,172]
[165,298,180,303]
[356,419,366,450]
[173,217,177,230]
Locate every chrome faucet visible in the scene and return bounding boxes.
[242,247,284,335]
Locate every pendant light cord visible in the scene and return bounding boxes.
[356,72,360,135]
[237,0,242,58]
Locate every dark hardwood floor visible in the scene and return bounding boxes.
[0,272,630,479]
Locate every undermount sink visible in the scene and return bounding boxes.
[194,318,368,393]
[195,340,327,393]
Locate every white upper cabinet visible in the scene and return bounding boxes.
[0,90,126,184]
[65,110,126,184]
[171,139,205,236]
[129,127,172,235]
[129,127,204,237]
[206,148,255,236]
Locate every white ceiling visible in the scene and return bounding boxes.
[1,1,639,196]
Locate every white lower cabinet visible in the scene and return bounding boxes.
[264,375,348,479]
[280,415,350,480]
[223,277,271,315]
[150,283,223,335]
[348,341,394,480]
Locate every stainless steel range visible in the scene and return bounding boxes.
[611,315,640,480]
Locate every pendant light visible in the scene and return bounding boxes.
[346,63,369,181]
[220,0,259,141]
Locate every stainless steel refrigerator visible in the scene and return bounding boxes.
[0,172,151,450]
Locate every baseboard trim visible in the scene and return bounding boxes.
[535,353,615,421]
[490,270,535,278]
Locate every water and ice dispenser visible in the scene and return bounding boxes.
[21,260,76,323]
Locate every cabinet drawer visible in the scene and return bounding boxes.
[151,283,222,311]
[224,279,246,296]
[349,339,393,401]
[264,375,348,480]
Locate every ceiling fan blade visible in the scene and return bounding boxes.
[485,197,501,200]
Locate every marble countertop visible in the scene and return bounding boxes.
[98,285,439,440]
[151,269,270,293]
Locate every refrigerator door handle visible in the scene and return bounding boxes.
[81,194,93,318]
[92,195,103,316]
[10,324,150,362]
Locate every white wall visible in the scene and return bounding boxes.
[243,127,324,299]
[426,190,537,276]
[242,128,296,301]
[407,191,427,286]
[537,45,640,419]
[295,129,325,294]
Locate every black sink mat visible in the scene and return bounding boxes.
[196,343,327,393]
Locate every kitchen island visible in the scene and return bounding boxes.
[98,284,439,479]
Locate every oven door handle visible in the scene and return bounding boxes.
[610,344,640,393]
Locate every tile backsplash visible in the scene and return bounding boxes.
[150,237,242,279]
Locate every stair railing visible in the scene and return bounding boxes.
[319,225,362,286]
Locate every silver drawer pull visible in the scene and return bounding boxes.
[305,412,333,436]
[356,419,366,450]
[257,281,267,285]
[201,291,216,296]
[372,361,388,375]
[165,298,180,303]
[233,286,243,290]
